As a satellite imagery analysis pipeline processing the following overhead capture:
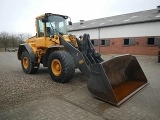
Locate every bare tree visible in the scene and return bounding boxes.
[0,32,33,51]
[23,33,33,40]
[9,34,17,49]
[17,33,33,45]
[26,33,33,39]
[0,32,10,51]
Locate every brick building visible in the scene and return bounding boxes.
[68,6,160,56]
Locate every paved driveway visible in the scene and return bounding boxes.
[0,52,159,120]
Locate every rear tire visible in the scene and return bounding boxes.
[48,51,75,83]
[21,51,39,74]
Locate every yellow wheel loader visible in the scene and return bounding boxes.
[17,13,148,106]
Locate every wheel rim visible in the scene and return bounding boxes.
[23,57,29,69]
[51,59,62,76]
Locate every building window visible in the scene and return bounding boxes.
[101,40,105,45]
[147,38,155,45]
[147,37,160,46]
[155,38,160,46]
[123,38,135,46]
[91,40,94,45]
[101,39,110,46]
[91,40,98,46]
[124,39,129,45]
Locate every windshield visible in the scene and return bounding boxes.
[46,15,68,36]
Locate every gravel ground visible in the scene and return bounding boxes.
[0,52,87,111]
[0,52,158,120]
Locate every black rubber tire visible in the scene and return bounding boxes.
[158,56,160,63]
[48,51,75,83]
[21,51,39,74]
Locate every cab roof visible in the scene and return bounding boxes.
[36,13,68,19]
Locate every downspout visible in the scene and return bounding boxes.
[98,28,100,53]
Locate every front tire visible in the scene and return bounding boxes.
[21,51,39,74]
[48,51,75,83]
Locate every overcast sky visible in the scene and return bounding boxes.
[0,0,160,35]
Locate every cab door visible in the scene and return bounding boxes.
[35,18,46,47]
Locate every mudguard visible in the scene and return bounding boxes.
[17,44,36,62]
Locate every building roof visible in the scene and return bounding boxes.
[68,8,160,32]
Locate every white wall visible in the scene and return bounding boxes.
[69,21,160,39]
[69,29,99,39]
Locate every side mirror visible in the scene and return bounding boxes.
[68,21,72,25]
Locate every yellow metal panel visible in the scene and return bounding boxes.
[45,37,55,47]
[35,37,46,47]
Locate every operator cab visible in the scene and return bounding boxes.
[36,13,72,37]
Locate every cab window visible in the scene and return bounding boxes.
[37,19,44,37]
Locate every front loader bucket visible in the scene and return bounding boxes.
[87,55,148,107]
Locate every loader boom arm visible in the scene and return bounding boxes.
[77,34,104,65]
[60,34,104,78]
[59,36,91,77]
